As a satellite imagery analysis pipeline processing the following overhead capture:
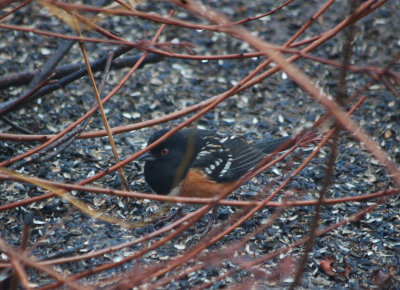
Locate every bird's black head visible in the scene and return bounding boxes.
[140,129,201,195]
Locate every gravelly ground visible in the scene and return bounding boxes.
[1,1,400,288]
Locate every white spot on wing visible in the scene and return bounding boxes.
[206,144,221,148]
[198,150,210,157]
[220,160,232,176]
[219,137,228,143]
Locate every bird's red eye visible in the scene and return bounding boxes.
[161,148,169,155]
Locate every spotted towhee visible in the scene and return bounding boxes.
[138,128,295,198]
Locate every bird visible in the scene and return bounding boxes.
[138,128,295,198]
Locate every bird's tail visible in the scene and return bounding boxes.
[254,136,294,154]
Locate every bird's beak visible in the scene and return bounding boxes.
[137,151,156,162]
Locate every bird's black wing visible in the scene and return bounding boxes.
[192,133,266,183]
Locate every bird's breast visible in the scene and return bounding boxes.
[174,168,235,198]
